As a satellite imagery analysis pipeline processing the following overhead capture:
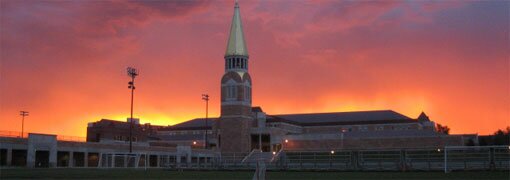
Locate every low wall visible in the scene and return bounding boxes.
[0,134,218,168]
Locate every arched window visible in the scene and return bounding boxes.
[227,58,231,69]
[244,86,251,101]
[227,85,237,100]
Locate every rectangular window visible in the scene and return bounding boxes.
[227,87,230,98]
[227,86,237,100]
[230,86,234,98]
[244,87,251,100]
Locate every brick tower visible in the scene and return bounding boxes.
[217,1,254,153]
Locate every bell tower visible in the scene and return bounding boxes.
[217,1,254,153]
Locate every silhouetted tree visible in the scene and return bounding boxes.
[436,123,450,135]
[478,126,510,146]
[492,126,510,145]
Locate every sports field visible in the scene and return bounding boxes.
[0,169,508,180]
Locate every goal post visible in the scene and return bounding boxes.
[99,152,148,169]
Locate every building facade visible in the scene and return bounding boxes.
[87,118,161,143]
[86,2,476,153]
[151,2,475,153]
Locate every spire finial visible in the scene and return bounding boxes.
[225,0,248,57]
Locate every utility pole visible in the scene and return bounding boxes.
[202,94,209,149]
[127,67,139,153]
[340,128,347,150]
[19,111,29,138]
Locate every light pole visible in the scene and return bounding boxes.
[340,129,347,150]
[19,111,29,138]
[202,94,209,149]
[127,67,139,153]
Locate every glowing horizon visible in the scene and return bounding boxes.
[1,1,508,137]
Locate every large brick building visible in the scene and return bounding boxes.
[87,2,476,153]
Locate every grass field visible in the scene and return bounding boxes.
[0,169,508,180]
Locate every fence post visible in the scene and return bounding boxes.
[167,155,170,168]
[199,156,202,169]
[489,147,495,170]
[124,154,128,167]
[352,151,358,171]
[112,154,115,168]
[329,153,332,170]
[314,152,317,169]
[233,153,236,168]
[400,149,406,172]
[97,153,103,168]
[443,147,447,173]
[300,152,302,169]
[463,150,467,170]
[427,150,431,171]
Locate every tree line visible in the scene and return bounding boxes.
[435,123,509,146]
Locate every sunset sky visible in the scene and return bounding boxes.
[1,0,508,137]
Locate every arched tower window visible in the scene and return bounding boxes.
[230,58,234,69]
[226,58,231,69]
[244,86,251,101]
[226,85,237,100]
[225,57,248,71]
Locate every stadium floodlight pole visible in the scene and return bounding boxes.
[340,129,347,150]
[202,94,209,149]
[19,111,29,138]
[127,67,139,153]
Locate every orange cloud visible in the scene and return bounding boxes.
[0,0,508,137]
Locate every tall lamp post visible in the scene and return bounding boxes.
[340,128,347,150]
[19,111,29,138]
[202,94,209,149]
[127,67,139,153]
